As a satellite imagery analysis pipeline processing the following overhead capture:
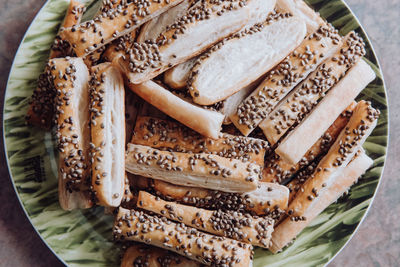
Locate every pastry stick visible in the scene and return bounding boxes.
[276,59,376,164]
[114,208,253,266]
[149,179,289,217]
[26,0,85,129]
[164,57,197,89]
[115,0,277,84]
[125,144,260,193]
[131,116,270,165]
[187,13,307,105]
[127,80,224,139]
[137,191,275,248]
[263,101,356,183]
[89,63,125,207]
[260,32,366,145]
[121,244,202,267]
[102,30,137,62]
[276,0,325,34]
[59,0,184,57]
[229,24,342,136]
[52,57,92,210]
[287,100,379,219]
[269,150,373,253]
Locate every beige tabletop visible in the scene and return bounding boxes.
[0,0,399,266]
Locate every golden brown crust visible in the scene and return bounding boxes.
[52,57,93,210]
[287,100,379,218]
[121,244,201,267]
[131,116,270,165]
[137,191,275,248]
[125,144,261,193]
[276,59,376,164]
[260,32,366,145]
[59,0,184,57]
[269,150,373,253]
[127,80,224,139]
[114,208,253,266]
[229,24,342,136]
[262,101,357,184]
[89,63,126,207]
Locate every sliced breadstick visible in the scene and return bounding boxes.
[114,208,253,266]
[131,116,270,165]
[276,59,376,164]
[230,24,342,136]
[59,0,184,57]
[51,57,92,210]
[149,179,289,217]
[260,32,366,145]
[269,150,373,253]
[89,63,125,207]
[137,0,195,42]
[263,101,356,183]
[287,100,379,218]
[127,80,224,139]
[138,191,275,248]
[276,0,325,34]
[125,144,260,193]
[116,0,277,83]
[187,13,306,105]
[50,0,86,59]
[164,57,197,89]
[121,244,201,267]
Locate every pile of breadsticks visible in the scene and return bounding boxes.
[26,0,380,265]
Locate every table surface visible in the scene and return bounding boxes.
[0,0,399,266]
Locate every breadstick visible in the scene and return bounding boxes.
[131,116,270,165]
[59,0,184,57]
[137,191,275,248]
[263,101,356,183]
[276,59,376,164]
[187,12,307,105]
[115,0,277,83]
[127,80,224,139]
[114,208,253,266]
[121,244,202,267]
[125,144,260,193]
[230,24,342,136]
[89,63,125,207]
[287,100,379,218]
[52,57,93,210]
[260,32,366,145]
[269,150,373,253]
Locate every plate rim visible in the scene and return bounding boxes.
[2,0,390,266]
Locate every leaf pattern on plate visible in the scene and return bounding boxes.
[3,0,388,266]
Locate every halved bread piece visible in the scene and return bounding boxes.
[138,191,275,248]
[89,63,125,207]
[260,32,366,145]
[52,57,93,210]
[116,0,277,83]
[164,57,197,89]
[263,101,356,183]
[127,80,224,139]
[121,244,201,267]
[131,116,270,165]
[287,100,379,218]
[59,0,184,57]
[125,144,261,193]
[276,59,376,164]
[269,150,373,253]
[148,179,289,217]
[114,208,253,266]
[276,0,325,34]
[229,24,342,136]
[187,13,307,105]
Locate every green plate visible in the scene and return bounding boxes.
[3,0,388,266]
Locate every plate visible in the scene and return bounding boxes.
[3,0,388,266]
